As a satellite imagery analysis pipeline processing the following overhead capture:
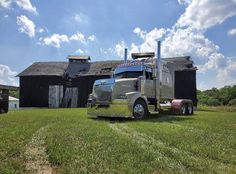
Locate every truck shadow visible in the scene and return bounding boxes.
[90,114,194,124]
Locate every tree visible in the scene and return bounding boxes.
[197,85,236,106]
[228,99,236,106]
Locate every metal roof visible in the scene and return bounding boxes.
[17,61,123,77]
[9,96,19,101]
[17,62,69,77]
[0,84,19,90]
[17,57,196,77]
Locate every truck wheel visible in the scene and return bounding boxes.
[133,99,147,119]
[180,104,187,115]
[187,103,194,115]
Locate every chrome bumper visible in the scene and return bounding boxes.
[87,99,133,118]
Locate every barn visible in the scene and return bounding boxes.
[18,56,121,108]
[18,55,197,108]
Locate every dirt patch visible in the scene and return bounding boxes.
[25,126,54,174]
[226,124,236,128]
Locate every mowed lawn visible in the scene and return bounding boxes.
[0,108,236,174]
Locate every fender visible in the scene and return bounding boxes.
[125,91,149,110]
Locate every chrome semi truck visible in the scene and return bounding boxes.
[87,41,194,119]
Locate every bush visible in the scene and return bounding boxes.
[197,85,236,106]
[207,97,221,106]
[228,99,236,106]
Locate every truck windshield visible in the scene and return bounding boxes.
[115,71,143,78]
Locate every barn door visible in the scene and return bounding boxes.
[48,85,63,108]
[61,88,78,108]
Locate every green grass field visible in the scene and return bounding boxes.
[0,108,236,174]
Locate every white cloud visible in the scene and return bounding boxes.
[74,13,89,23]
[38,28,44,33]
[217,58,236,85]
[88,35,95,41]
[15,0,37,14]
[161,27,227,72]
[130,43,139,54]
[43,34,69,48]
[177,0,192,5]
[16,15,36,38]
[177,0,236,31]
[115,41,126,58]
[131,26,230,74]
[0,0,11,8]
[75,48,84,54]
[0,0,37,14]
[133,27,146,39]
[40,32,95,48]
[228,28,236,36]
[4,14,8,18]
[70,32,85,42]
[131,27,167,54]
[0,64,18,86]
[133,27,141,35]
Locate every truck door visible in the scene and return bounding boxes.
[143,70,155,98]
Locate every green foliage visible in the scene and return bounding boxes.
[228,99,236,106]
[9,90,19,98]
[198,85,236,106]
[207,97,221,106]
[0,109,236,173]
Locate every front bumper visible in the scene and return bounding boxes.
[87,99,133,118]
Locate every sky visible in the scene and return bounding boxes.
[0,0,236,90]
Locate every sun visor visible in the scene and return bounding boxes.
[115,62,150,74]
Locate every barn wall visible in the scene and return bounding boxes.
[20,76,65,107]
[72,75,110,107]
[175,70,197,106]
[20,75,110,108]
[0,89,9,113]
[20,72,197,108]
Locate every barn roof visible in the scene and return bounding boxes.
[17,62,69,77]
[9,96,19,101]
[17,61,122,77]
[0,84,19,90]
[17,56,196,77]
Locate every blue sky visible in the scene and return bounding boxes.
[0,0,236,89]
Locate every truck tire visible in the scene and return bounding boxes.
[187,103,194,115]
[133,99,148,119]
[180,103,187,115]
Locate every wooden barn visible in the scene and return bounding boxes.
[18,56,197,108]
[18,56,121,108]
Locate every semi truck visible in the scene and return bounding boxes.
[87,41,194,119]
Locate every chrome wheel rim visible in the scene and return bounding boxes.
[134,104,144,118]
[188,105,192,114]
[181,106,186,115]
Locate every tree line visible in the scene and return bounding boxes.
[197,85,236,106]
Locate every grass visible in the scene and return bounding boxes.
[0,108,235,174]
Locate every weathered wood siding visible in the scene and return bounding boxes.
[0,89,9,113]
[20,76,65,107]
[19,75,110,108]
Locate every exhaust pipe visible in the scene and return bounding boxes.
[156,41,161,111]
[124,48,128,63]
[157,41,161,80]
